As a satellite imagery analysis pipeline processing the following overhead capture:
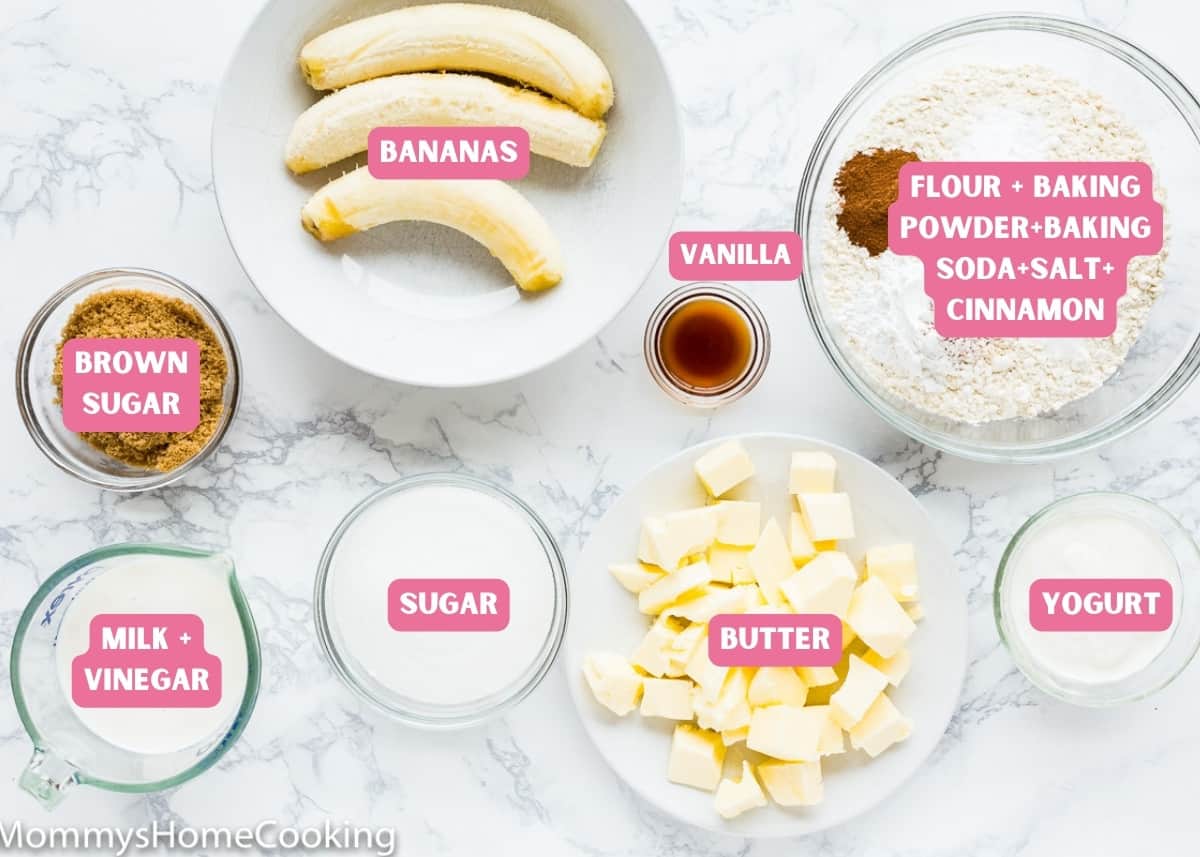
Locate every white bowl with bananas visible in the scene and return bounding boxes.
[213,0,682,386]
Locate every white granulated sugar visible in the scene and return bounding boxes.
[822,65,1168,423]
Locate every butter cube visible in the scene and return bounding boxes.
[694,441,755,498]
[789,512,817,564]
[714,761,767,819]
[721,725,749,746]
[849,692,912,757]
[631,615,686,676]
[789,451,837,494]
[662,584,748,623]
[747,666,808,707]
[713,500,761,546]
[815,706,846,756]
[845,578,916,658]
[777,551,858,619]
[685,638,729,702]
[638,519,663,567]
[638,561,711,615]
[866,543,919,602]
[796,493,855,541]
[747,704,828,762]
[644,508,719,571]
[640,678,694,719]
[609,562,665,594]
[707,544,753,584]
[582,652,643,716]
[797,666,838,687]
[669,623,707,672]
[829,654,889,729]
[668,724,726,791]
[748,518,793,605]
[758,759,823,807]
[693,667,752,732]
[905,601,925,622]
[864,648,911,687]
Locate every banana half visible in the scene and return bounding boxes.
[301,167,563,292]
[286,73,606,173]
[299,3,614,119]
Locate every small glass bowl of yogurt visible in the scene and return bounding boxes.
[995,492,1200,706]
[314,473,568,729]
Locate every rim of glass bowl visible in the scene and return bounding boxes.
[643,282,771,408]
[313,472,569,730]
[993,492,1200,706]
[15,267,243,492]
[795,13,1200,463]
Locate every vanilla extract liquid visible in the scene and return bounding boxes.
[658,298,753,392]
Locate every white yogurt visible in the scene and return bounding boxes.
[329,482,559,707]
[1007,510,1180,685]
[55,553,249,756]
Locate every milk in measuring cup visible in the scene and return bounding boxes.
[54,553,249,755]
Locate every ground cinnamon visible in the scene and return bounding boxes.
[834,148,920,256]
[52,290,228,472]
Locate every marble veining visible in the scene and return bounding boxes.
[1,0,1197,853]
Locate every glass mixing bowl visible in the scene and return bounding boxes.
[797,14,1200,461]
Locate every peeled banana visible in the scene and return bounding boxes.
[301,167,563,292]
[285,73,606,173]
[299,3,614,119]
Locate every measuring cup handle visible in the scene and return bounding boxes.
[19,749,79,810]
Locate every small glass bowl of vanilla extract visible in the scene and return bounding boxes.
[644,282,770,407]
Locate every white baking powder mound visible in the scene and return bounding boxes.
[822,64,1167,423]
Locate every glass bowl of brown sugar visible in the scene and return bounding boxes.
[16,268,242,492]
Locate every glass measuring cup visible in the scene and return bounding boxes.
[10,544,261,808]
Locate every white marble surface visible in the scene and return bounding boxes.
[1,0,1198,853]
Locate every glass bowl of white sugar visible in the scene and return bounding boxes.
[994,493,1200,705]
[314,473,568,728]
[797,14,1200,461]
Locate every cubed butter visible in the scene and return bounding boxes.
[640,677,695,720]
[693,667,753,732]
[668,724,726,791]
[582,652,643,716]
[638,520,662,567]
[789,511,817,564]
[638,561,712,615]
[748,518,793,605]
[796,493,856,541]
[721,725,749,746]
[758,759,823,807]
[746,704,828,762]
[662,584,749,623]
[797,665,838,687]
[866,543,919,602]
[669,622,707,672]
[747,666,808,707]
[694,441,756,498]
[707,544,753,584]
[829,654,889,729]
[789,450,837,494]
[863,648,911,687]
[849,692,912,757]
[610,562,666,594]
[814,706,846,756]
[645,507,719,571]
[631,614,686,676]
[685,638,729,702]
[714,761,767,819]
[777,550,858,619]
[845,578,916,658]
[713,500,761,546]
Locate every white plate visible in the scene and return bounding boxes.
[563,433,968,837]
[212,0,681,386]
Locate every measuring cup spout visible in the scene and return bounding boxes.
[19,748,79,810]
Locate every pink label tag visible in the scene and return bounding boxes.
[889,162,1163,337]
[668,230,803,280]
[61,338,200,433]
[707,613,841,667]
[368,127,530,180]
[387,579,510,632]
[1028,578,1173,632]
[71,613,222,709]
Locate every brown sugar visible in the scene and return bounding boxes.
[834,148,920,256]
[52,290,229,472]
